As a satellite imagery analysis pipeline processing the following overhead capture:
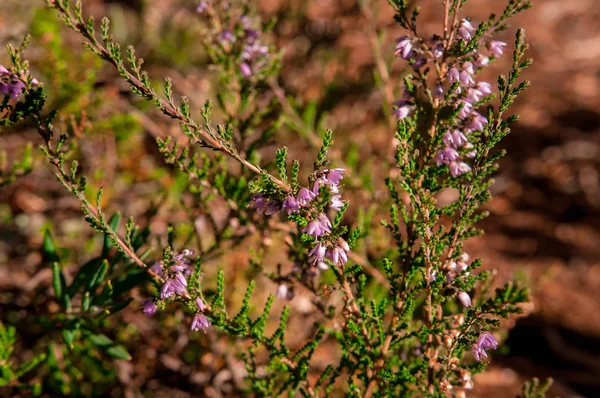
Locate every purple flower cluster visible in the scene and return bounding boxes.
[151,249,195,300]
[392,18,508,178]
[0,66,26,100]
[196,1,209,14]
[308,238,350,269]
[437,20,508,177]
[392,88,413,121]
[238,16,269,78]
[249,168,351,271]
[472,331,498,361]
[143,249,211,332]
[446,253,473,307]
[196,2,269,78]
[428,252,474,307]
[249,168,346,220]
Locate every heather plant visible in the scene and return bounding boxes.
[0,0,554,396]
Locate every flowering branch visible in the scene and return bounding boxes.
[47,0,291,193]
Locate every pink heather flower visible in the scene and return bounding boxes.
[474,53,490,68]
[151,260,165,278]
[142,299,158,317]
[448,67,460,83]
[241,42,269,76]
[196,1,208,13]
[160,279,175,300]
[191,314,211,332]
[449,161,472,177]
[487,40,507,57]
[282,196,299,214]
[309,243,327,264]
[327,246,348,266]
[466,82,493,103]
[173,273,188,294]
[458,291,472,307]
[303,213,332,237]
[330,195,344,211]
[457,100,473,119]
[196,298,205,312]
[218,30,236,44]
[249,194,268,211]
[472,331,498,361]
[264,200,280,216]
[465,112,488,132]
[411,54,427,70]
[427,270,437,285]
[393,101,412,120]
[242,42,269,61]
[325,168,345,185]
[0,66,26,100]
[240,63,252,77]
[338,238,350,252]
[465,142,477,158]
[245,28,261,43]
[297,187,316,206]
[240,16,261,43]
[458,19,476,41]
[160,272,188,299]
[476,82,493,96]
[457,253,470,272]
[466,88,483,103]
[326,238,350,265]
[462,62,475,75]
[459,70,474,86]
[449,253,470,273]
[313,178,340,195]
[434,83,444,99]
[172,250,194,274]
[326,238,350,266]
[394,36,413,59]
[432,43,444,59]
[436,147,459,166]
[443,130,468,148]
[276,284,294,300]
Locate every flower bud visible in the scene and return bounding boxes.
[458,291,472,307]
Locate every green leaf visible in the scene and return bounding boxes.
[105,345,131,360]
[62,329,76,347]
[82,292,91,311]
[51,262,64,299]
[67,257,102,297]
[111,269,149,298]
[43,229,60,263]
[86,259,108,293]
[102,212,121,256]
[106,297,133,315]
[86,333,131,360]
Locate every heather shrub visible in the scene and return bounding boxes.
[0,0,553,396]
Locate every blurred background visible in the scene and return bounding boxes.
[1,0,599,396]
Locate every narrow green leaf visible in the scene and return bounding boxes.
[102,212,121,256]
[51,262,63,299]
[43,229,60,263]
